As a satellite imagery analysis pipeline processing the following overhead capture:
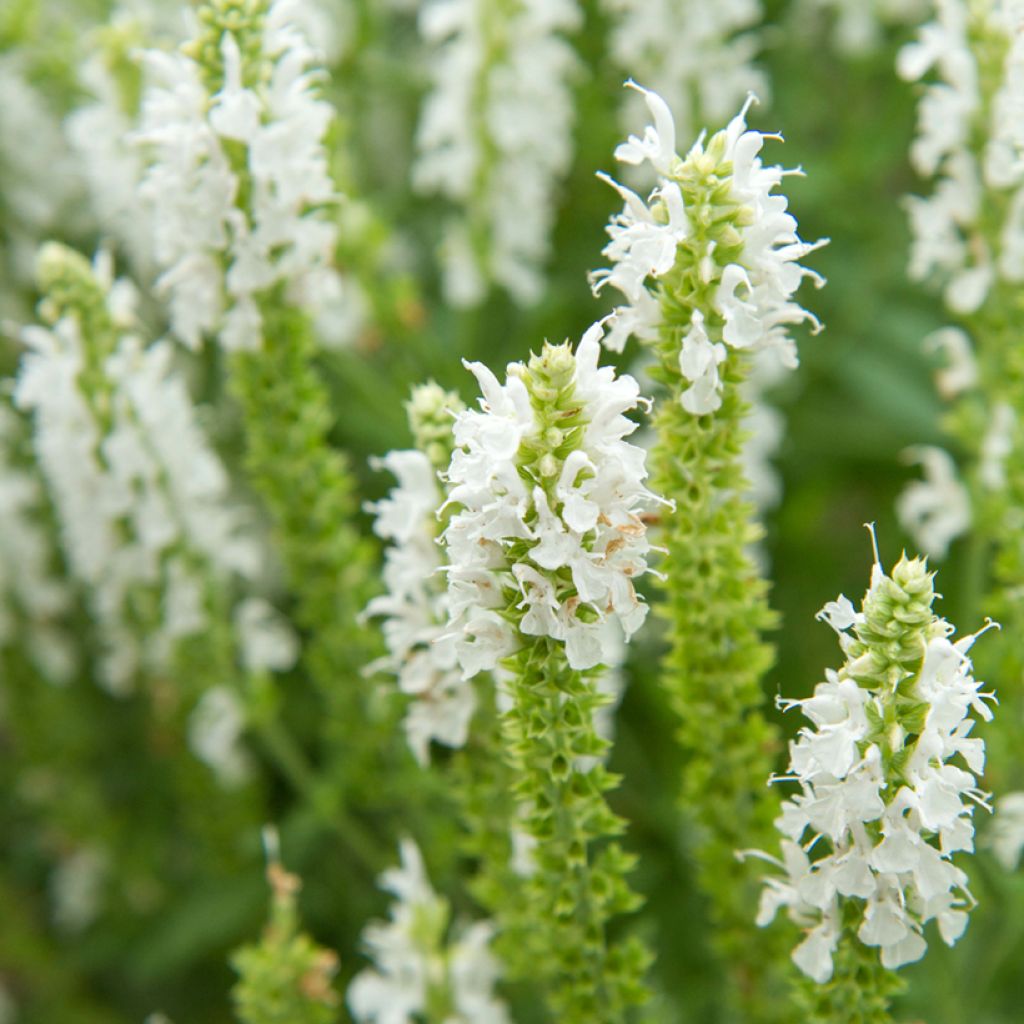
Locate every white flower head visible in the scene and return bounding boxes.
[442,325,661,675]
[896,446,971,559]
[754,549,996,981]
[591,83,824,410]
[136,0,343,351]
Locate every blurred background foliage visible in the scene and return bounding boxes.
[0,0,1021,1022]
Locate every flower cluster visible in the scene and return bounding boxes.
[602,0,765,158]
[413,0,581,306]
[441,323,659,675]
[136,0,351,351]
[753,547,996,983]
[0,54,78,319]
[591,83,824,413]
[990,791,1024,869]
[899,0,1024,315]
[896,446,971,559]
[0,405,76,684]
[365,434,477,765]
[15,245,260,691]
[348,839,510,1024]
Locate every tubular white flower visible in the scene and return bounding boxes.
[752,547,997,982]
[989,791,1024,869]
[365,448,478,766]
[602,0,766,164]
[441,323,660,676]
[900,0,1024,315]
[348,838,510,1024]
[413,0,581,306]
[591,83,824,412]
[896,445,971,559]
[15,247,260,692]
[187,685,253,787]
[0,406,76,683]
[136,0,351,350]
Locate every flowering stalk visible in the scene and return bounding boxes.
[590,83,825,1016]
[231,832,342,1024]
[440,328,658,1019]
[365,383,477,766]
[413,0,581,306]
[16,242,259,694]
[752,540,996,1021]
[348,838,511,1023]
[897,0,1024,805]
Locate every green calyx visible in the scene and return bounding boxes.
[846,555,939,691]
[407,381,464,473]
[186,0,269,94]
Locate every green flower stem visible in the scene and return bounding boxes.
[649,349,789,1020]
[228,306,403,829]
[499,638,649,1023]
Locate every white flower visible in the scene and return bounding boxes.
[979,401,1016,491]
[136,0,346,350]
[442,325,660,675]
[591,84,824,407]
[754,551,996,981]
[365,449,478,765]
[236,597,299,673]
[16,250,261,693]
[901,0,1024,313]
[349,839,510,1024]
[188,685,252,787]
[896,446,971,559]
[413,0,581,306]
[51,846,108,933]
[989,791,1024,870]
[925,326,977,399]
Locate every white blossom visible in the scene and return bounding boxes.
[0,55,79,320]
[235,597,299,674]
[188,685,252,787]
[979,401,1016,491]
[752,551,997,981]
[15,250,260,692]
[0,406,76,683]
[51,846,108,933]
[348,839,510,1024]
[896,446,971,558]
[413,0,581,306]
[989,791,1024,869]
[136,0,353,350]
[365,449,477,765]
[591,84,824,411]
[900,0,1024,314]
[442,323,660,676]
[925,326,978,399]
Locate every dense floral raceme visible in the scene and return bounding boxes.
[15,244,260,692]
[364,383,478,766]
[136,0,353,350]
[590,82,825,413]
[0,405,76,684]
[899,0,1024,316]
[752,546,997,983]
[348,838,510,1024]
[441,322,660,674]
[602,0,766,158]
[413,0,581,307]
